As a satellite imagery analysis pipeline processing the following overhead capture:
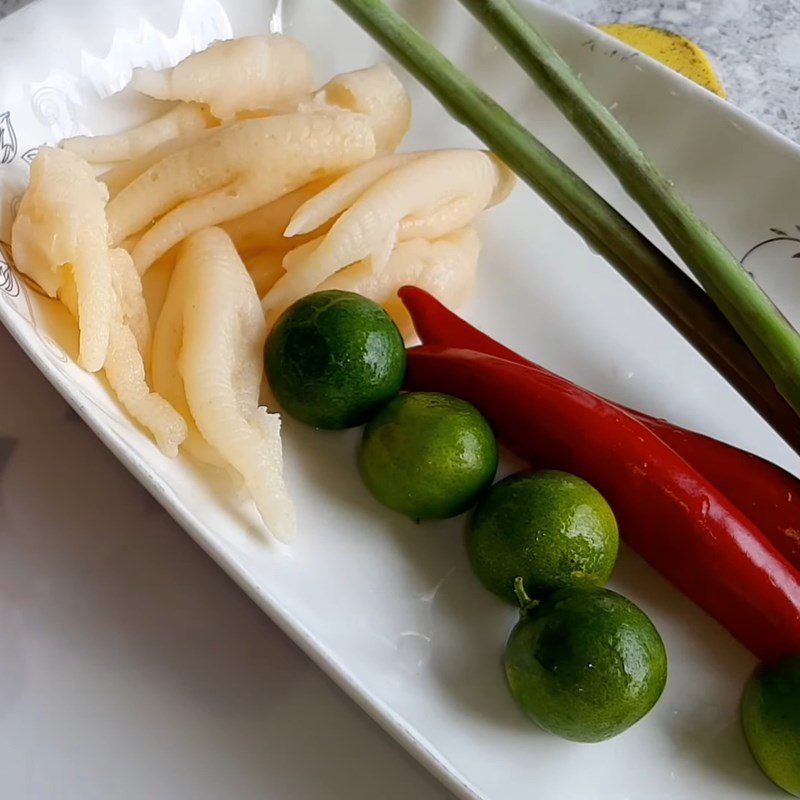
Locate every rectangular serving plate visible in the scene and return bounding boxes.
[1,1,798,798]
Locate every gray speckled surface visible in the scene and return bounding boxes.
[0,0,798,139]
[547,0,800,140]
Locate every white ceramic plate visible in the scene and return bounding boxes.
[1,1,798,798]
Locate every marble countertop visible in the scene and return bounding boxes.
[2,0,799,138]
[0,328,455,800]
[546,0,800,140]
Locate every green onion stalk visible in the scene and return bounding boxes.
[330,0,800,453]
[457,0,800,416]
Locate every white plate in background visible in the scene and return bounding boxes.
[1,1,798,798]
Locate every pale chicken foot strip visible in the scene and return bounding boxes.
[130,35,314,121]
[264,150,512,316]
[11,147,114,372]
[61,103,215,163]
[106,111,376,274]
[154,228,295,540]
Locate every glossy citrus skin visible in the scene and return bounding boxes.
[468,471,619,603]
[741,654,800,797]
[359,392,498,520]
[598,23,726,98]
[505,588,667,742]
[265,290,406,429]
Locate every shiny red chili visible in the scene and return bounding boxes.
[399,286,800,571]
[405,343,800,662]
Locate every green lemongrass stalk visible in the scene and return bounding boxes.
[334,0,800,453]
[330,0,800,452]
[458,0,800,416]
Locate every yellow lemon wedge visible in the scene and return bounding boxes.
[598,23,726,98]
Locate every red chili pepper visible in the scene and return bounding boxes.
[405,343,800,662]
[399,286,800,571]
